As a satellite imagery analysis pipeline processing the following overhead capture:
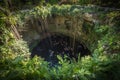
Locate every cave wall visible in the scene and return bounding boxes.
[18,12,98,47]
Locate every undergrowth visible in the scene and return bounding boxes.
[0,5,120,80]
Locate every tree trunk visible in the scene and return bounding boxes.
[10,24,21,40]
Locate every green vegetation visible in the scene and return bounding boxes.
[0,0,120,11]
[0,1,120,80]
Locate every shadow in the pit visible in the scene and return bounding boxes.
[31,34,90,66]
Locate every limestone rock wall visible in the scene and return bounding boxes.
[18,12,99,46]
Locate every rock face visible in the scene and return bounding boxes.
[18,4,114,53]
[18,12,96,46]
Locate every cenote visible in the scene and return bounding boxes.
[31,34,90,66]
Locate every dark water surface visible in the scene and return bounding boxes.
[31,34,90,66]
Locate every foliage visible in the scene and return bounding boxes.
[0,2,120,80]
[0,52,120,80]
[10,40,30,56]
[1,0,120,10]
[0,17,14,59]
[14,5,106,28]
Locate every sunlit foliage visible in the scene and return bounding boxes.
[0,1,120,80]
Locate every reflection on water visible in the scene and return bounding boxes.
[31,34,90,66]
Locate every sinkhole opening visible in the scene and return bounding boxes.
[31,34,90,65]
